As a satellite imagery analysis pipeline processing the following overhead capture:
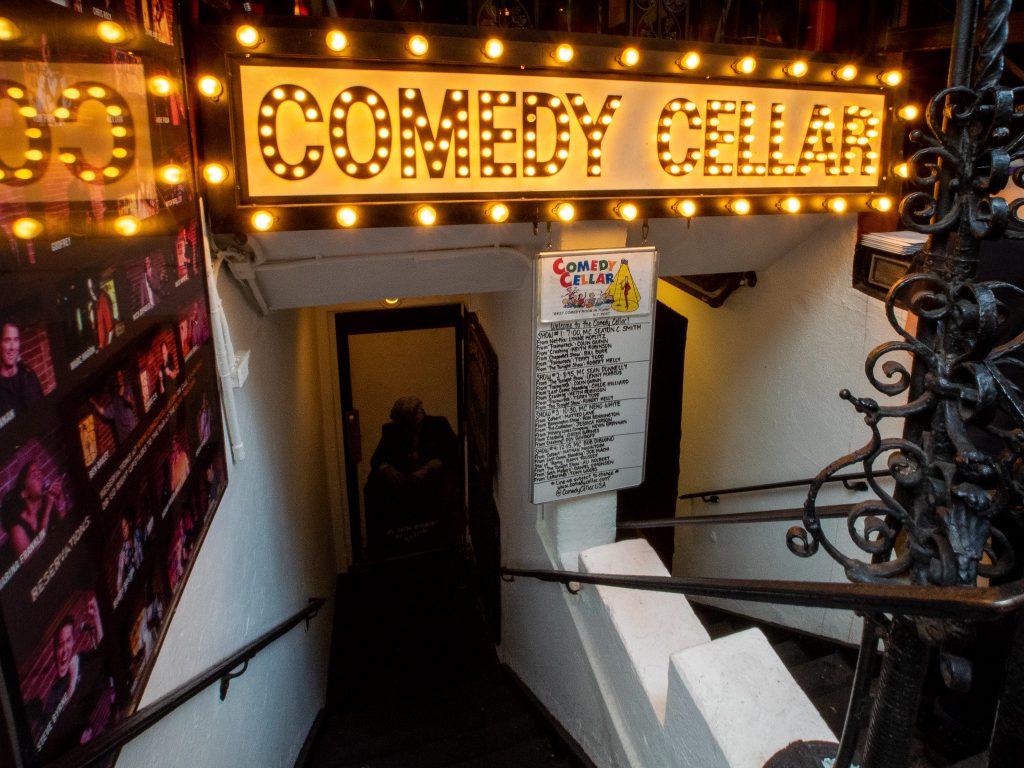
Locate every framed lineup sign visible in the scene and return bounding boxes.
[531,247,657,504]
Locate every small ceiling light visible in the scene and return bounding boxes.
[618,47,640,67]
[779,197,801,213]
[674,200,697,218]
[879,70,902,86]
[487,203,509,223]
[869,196,893,212]
[784,60,808,77]
[826,197,848,213]
[898,104,920,120]
[554,44,574,63]
[251,210,275,231]
[114,215,141,236]
[0,17,22,41]
[197,75,223,100]
[407,35,429,56]
[554,202,575,222]
[483,38,504,60]
[728,198,752,215]
[148,76,174,96]
[416,206,437,225]
[236,25,261,48]
[326,30,348,52]
[615,202,639,221]
[12,217,42,240]
[383,298,401,306]
[678,51,701,71]
[336,207,358,227]
[203,163,228,184]
[158,164,185,184]
[894,162,909,178]
[733,56,757,75]
[97,20,127,44]
[834,64,858,81]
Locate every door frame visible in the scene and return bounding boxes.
[334,304,465,563]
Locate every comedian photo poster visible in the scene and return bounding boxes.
[0,4,228,764]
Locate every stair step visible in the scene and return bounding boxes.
[771,638,813,669]
[444,733,568,768]
[789,652,855,700]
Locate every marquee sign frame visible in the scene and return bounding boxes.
[193,21,911,233]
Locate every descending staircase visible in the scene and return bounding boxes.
[303,543,992,768]
[304,547,587,768]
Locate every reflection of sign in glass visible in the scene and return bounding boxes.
[0,63,155,204]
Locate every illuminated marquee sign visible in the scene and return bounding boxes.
[195,26,909,231]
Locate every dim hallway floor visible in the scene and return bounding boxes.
[302,547,587,768]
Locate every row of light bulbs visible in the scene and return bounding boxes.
[241,195,894,232]
[227,23,903,87]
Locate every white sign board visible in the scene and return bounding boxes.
[531,247,657,504]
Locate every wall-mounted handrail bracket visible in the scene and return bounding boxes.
[701,494,720,504]
[219,660,250,701]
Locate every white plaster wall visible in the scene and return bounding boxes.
[666,215,907,642]
[115,274,336,767]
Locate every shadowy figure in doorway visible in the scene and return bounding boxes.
[364,396,458,558]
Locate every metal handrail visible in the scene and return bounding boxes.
[619,503,853,530]
[500,568,1024,621]
[40,597,326,768]
[678,471,885,502]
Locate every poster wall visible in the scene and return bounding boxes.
[0,3,227,765]
[531,247,657,503]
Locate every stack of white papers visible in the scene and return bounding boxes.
[859,231,928,255]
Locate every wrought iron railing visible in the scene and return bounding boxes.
[677,471,882,503]
[36,598,326,768]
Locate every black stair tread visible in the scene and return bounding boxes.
[771,638,813,669]
[946,752,988,768]
[330,710,549,768]
[788,652,856,700]
[443,733,568,768]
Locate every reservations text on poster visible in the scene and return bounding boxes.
[531,247,657,504]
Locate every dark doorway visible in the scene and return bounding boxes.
[335,305,464,563]
[617,301,687,570]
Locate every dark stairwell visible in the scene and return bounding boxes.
[303,548,587,768]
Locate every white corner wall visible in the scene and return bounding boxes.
[667,215,906,642]
[115,272,336,768]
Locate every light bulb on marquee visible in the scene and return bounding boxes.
[784,60,808,77]
[826,197,848,213]
[326,31,348,52]
[615,202,639,221]
[674,200,697,218]
[869,197,894,212]
[554,44,574,63]
[554,202,575,222]
[203,163,228,184]
[483,38,504,59]
[197,76,223,100]
[416,206,437,226]
[236,25,261,48]
[678,52,701,71]
[879,70,902,86]
[834,64,858,81]
[251,211,275,231]
[487,203,510,223]
[779,197,801,213]
[158,164,185,184]
[733,56,757,75]
[148,76,174,96]
[728,199,752,215]
[898,104,920,120]
[618,47,640,67]
[407,35,429,56]
[336,207,358,227]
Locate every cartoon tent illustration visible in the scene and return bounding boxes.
[605,259,640,312]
